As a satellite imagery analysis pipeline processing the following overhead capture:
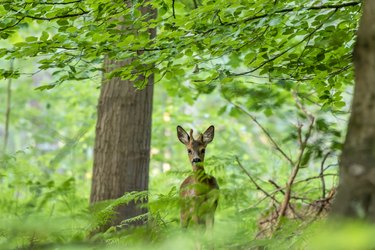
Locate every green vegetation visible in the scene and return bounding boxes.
[0,0,371,249]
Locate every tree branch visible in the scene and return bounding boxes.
[34,0,82,4]
[22,11,89,20]
[198,1,360,35]
[0,0,82,4]
[231,8,338,77]
[10,6,88,21]
[227,1,360,27]
[0,17,25,31]
[236,157,280,204]
[246,172,338,212]
[230,102,294,166]
[172,0,176,18]
[268,179,310,202]
[294,173,338,185]
[276,94,315,226]
[192,0,198,9]
[320,152,331,199]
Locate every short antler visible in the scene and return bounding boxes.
[189,129,194,141]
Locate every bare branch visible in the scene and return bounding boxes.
[192,0,198,9]
[277,94,315,225]
[236,157,280,204]
[295,173,338,185]
[244,172,338,212]
[268,179,310,202]
[230,102,294,166]
[268,179,283,193]
[320,152,331,199]
[172,0,176,18]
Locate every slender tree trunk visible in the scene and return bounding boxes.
[90,4,156,228]
[2,59,13,154]
[331,0,375,220]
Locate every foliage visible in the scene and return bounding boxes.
[0,0,365,249]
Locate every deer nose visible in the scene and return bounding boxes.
[192,158,201,163]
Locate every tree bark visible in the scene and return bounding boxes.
[90,4,155,228]
[331,0,375,220]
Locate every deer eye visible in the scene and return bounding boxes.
[187,149,192,154]
[201,149,205,154]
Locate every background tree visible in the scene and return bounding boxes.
[332,0,375,219]
[90,3,156,228]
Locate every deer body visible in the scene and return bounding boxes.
[177,125,219,229]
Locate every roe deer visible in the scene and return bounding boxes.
[177,125,219,229]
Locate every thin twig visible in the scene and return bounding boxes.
[268,179,310,202]
[235,157,280,204]
[320,152,331,199]
[276,94,315,226]
[323,163,338,172]
[172,0,176,18]
[33,0,82,4]
[192,0,198,9]
[224,1,360,27]
[268,179,284,194]
[0,16,25,31]
[293,91,314,120]
[242,172,331,212]
[230,102,294,166]
[11,6,89,21]
[294,173,337,185]
[267,179,303,219]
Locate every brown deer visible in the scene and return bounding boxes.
[177,125,219,230]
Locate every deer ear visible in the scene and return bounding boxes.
[177,126,190,145]
[202,125,214,145]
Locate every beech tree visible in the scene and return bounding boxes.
[89,4,156,228]
[332,0,375,219]
[90,55,154,226]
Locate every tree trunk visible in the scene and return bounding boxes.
[90,4,155,228]
[331,0,375,220]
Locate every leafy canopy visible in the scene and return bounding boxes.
[1,0,360,107]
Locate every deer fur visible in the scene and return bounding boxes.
[177,125,219,229]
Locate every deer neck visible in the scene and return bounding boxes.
[192,164,205,173]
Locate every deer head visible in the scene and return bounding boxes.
[177,125,215,170]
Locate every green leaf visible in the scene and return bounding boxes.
[334,101,346,108]
[69,65,76,73]
[264,108,273,117]
[40,31,49,41]
[300,149,312,167]
[0,32,9,39]
[66,26,77,33]
[35,84,56,91]
[25,36,37,42]
[316,52,325,61]
[57,19,69,26]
